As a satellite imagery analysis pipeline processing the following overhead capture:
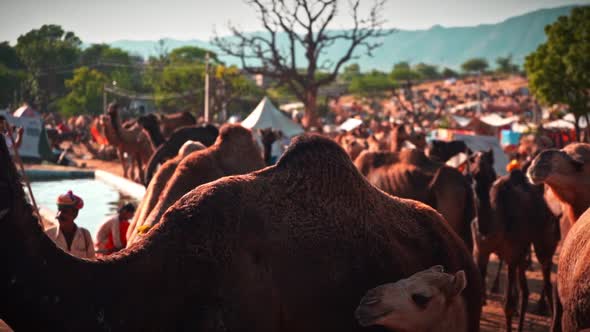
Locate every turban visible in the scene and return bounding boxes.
[57,190,84,210]
[506,159,521,173]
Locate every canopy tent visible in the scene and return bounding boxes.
[241,97,304,138]
[450,134,510,176]
[1,105,53,162]
[479,113,519,127]
[338,118,363,132]
[563,113,588,128]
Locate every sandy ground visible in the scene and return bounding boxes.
[19,159,557,331]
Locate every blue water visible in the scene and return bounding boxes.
[30,179,138,239]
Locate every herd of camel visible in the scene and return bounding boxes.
[1,107,590,331]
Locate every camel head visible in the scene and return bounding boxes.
[178,140,206,157]
[527,143,590,188]
[258,128,281,146]
[137,114,160,132]
[355,266,467,331]
[426,140,470,163]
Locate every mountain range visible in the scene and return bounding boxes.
[105,5,579,72]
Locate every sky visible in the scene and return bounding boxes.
[0,0,588,44]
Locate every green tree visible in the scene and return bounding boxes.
[0,42,24,108]
[461,58,489,74]
[390,62,421,82]
[340,63,361,82]
[16,24,81,111]
[525,6,590,138]
[495,54,519,74]
[154,63,205,113]
[81,44,143,91]
[414,63,439,80]
[349,70,394,97]
[58,66,108,117]
[211,65,263,120]
[168,46,220,64]
[441,67,458,78]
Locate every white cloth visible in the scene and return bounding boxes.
[95,215,123,253]
[45,225,95,259]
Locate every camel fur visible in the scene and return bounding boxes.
[129,124,264,245]
[552,208,590,331]
[0,133,482,331]
[354,149,475,250]
[127,140,206,242]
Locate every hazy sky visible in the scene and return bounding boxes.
[1,0,588,44]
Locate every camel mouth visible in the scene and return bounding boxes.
[355,306,392,327]
[0,208,9,220]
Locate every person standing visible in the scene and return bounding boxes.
[45,190,95,259]
[95,203,136,255]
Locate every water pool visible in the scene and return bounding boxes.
[30,179,139,238]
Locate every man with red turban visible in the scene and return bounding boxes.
[44,190,95,259]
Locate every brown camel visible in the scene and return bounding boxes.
[103,104,154,181]
[143,124,219,186]
[127,140,206,242]
[354,149,475,250]
[137,113,166,149]
[259,128,281,165]
[157,111,196,138]
[426,139,472,163]
[356,265,468,332]
[128,124,265,245]
[551,208,590,332]
[472,170,559,332]
[527,143,590,224]
[0,133,482,331]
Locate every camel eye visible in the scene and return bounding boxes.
[411,293,432,309]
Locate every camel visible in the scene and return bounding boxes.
[472,170,559,332]
[527,143,590,224]
[426,139,471,163]
[157,111,196,138]
[143,124,219,186]
[552,208,590,331]
[356,265,468,332]
[354,149,475,250]
[127,140,206,242]
[0,133,482,331]
[137,113,166,149]
[129,124,265,245]
[258,128,281,165]
[101,104,154,181]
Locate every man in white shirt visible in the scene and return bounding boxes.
[44,190,95,259]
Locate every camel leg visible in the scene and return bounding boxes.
[551,282,562,332]
[536,256,553,316]
[504,263,516,332]
[136,154,145,185]
[118,148,128,178]
[492,258,503,293]
[516,263,529,332]
[474,247,490,305]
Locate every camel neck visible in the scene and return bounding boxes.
[144,125,165,148]
[263,141,274,166]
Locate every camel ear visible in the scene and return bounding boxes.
[450,270,467,297]
[429,265,444,273]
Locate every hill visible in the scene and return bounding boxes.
[105,5,579,71]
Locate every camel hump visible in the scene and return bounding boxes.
[563,142,590,164]
[277,134,354,170]
[217,124,254,143]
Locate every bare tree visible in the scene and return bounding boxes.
[213,0,391,128]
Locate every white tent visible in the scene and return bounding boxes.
[1,105,52,161]
[479,113,519,127]
[241,97,304,137]
[338,118,363,132]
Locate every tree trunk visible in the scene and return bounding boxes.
[301,88,319,130]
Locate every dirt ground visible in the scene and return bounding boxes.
[481,252,556,332]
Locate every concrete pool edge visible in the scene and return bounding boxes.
[28,169,146,230]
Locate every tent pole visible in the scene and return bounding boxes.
[6,124,41,221]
